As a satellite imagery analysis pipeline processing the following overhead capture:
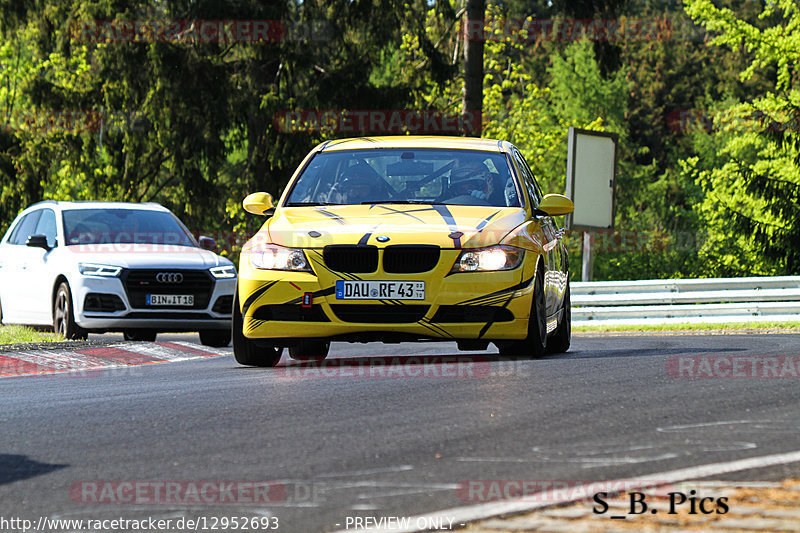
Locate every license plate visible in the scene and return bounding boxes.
[147,294,194,306]
[335,280,425,300]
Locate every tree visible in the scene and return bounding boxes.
[682,0,800,274]
[462,0,485,134]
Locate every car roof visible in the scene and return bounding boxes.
[27,201,168,212]
[316,136,512,153]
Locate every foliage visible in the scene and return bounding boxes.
[0,325,63,344]
[683,0,800,274]
[1,0,797,280]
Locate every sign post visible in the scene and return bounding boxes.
[564,127,618,281]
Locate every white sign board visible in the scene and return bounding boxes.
[565,127,617,230]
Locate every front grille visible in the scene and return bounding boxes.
[323,245,378,273]
[383,245,441,273]
[329,304,429,323]
[253,305,330,322]
[123,269,214,309]
[83,293,126,312]
[431,305,515,323]
[211,295,233,315]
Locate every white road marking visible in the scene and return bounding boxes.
[341,449,800,533]
[657,420,797,433]
[318,465,415,478]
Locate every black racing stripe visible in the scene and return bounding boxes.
[316,208,346,225]
[376,205,426,222]
[432,204,461,248]
[283,286,337,305]
[358,232,372,245]
[455,275,534,305]
[418,318,453,338]
[242,281,279,316]
[476,210,501,232]
[458,295,513,307]
[477,294,514,339]
[245,319,264,334]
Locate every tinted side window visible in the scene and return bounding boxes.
[518,152,544,201]
[34,209,57,248]
[9,211,42,245]
[511,150,542,206]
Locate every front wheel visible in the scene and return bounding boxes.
[288,340,330,361]
[232,290,282,367]
[497,264,546,358]
[53,283,88,340]
[200,329,232,347]
[546,279,571,354]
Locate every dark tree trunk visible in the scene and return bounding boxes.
[462,0,485,136]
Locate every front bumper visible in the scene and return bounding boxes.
[73,274,236,332]
[239,249,537,342]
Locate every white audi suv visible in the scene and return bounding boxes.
[0,201,235,346]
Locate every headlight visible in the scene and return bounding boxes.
[249,245,312,272]
[210,265,237,279]
[78,263,122,277]
[450,246,524,273]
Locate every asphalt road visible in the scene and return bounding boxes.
[1,334,799,532]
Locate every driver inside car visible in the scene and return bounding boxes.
[327,166,379,204]
[440,163,495,205]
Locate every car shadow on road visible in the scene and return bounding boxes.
[260,353,524,376]
[0,454,67,485]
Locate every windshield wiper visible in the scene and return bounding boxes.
[284,202,341,207]
[362,200,447,205]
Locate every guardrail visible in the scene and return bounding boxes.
[571,276,800,325]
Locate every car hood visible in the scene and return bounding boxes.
[253,205,528,249]
[63,244,231,269]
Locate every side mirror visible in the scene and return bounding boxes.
[243,192,275,216]
[198,236,218,252]
[535,194,574,216]
[26,234,51,251]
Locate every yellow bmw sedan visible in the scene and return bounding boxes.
[233,136,574,366]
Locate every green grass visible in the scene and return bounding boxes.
[574,321,800,334]
[0,325,64,345]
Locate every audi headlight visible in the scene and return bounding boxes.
[249,245,312,272]
[451,246,524,272]
[78,263,122,277]
[210,265,237,279]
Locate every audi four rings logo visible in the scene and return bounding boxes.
[156,272,183,283]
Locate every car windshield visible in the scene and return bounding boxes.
[62,208,196,247]
[284,148,522,208]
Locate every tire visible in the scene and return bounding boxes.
[546,278,571,354]
[200,329,232,347]
[53,282,88,340]
[288,340,330,361]
[232,290,282,367]
[123,330,157,342]
[497,263,546,358]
